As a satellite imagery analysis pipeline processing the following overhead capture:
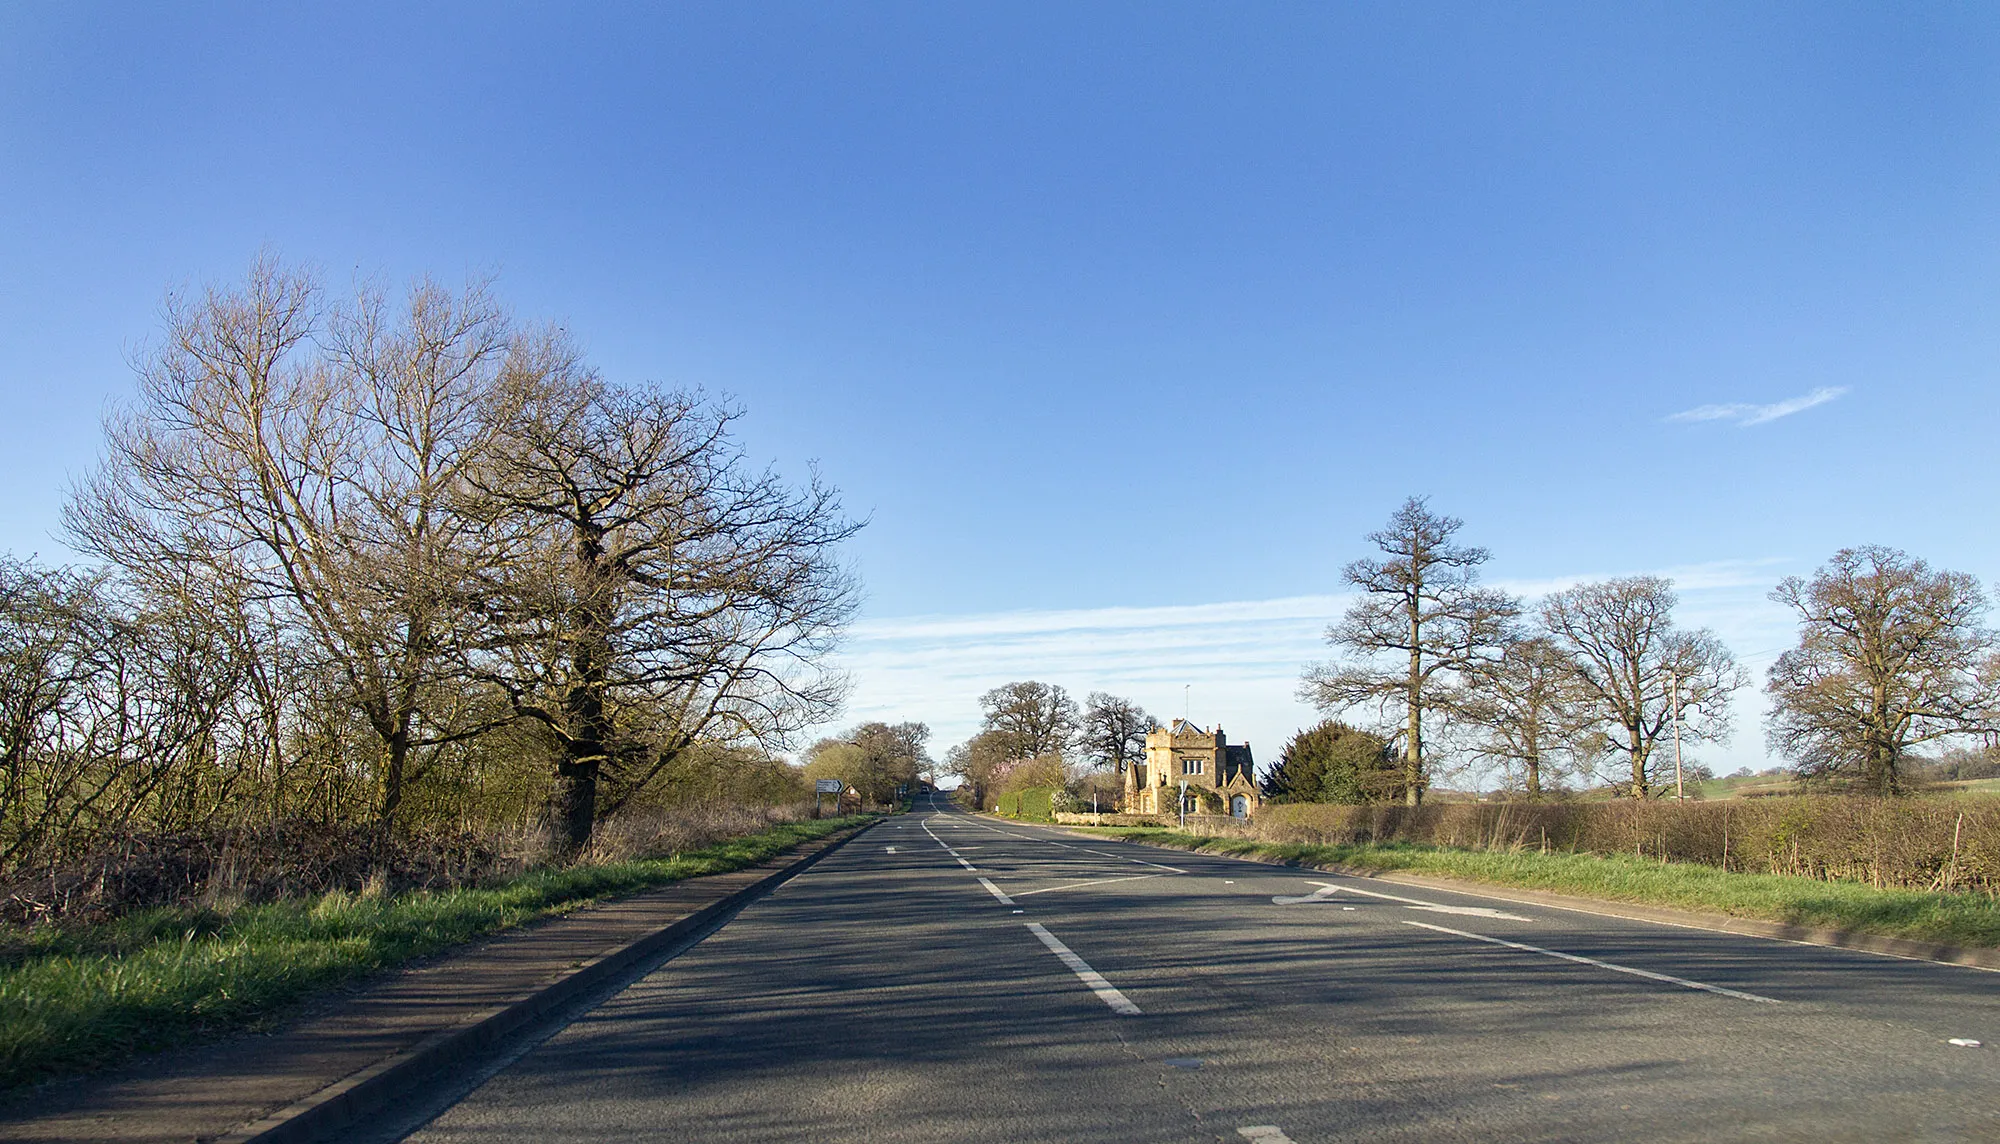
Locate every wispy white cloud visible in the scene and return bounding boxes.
[1667,386,1848,427]
[814,559,1800,781]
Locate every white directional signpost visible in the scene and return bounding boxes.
[814,778,843,817]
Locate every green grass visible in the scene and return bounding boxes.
[1691,773,1797,799]
[0,814,874,1089]
[1072,827,2000,951]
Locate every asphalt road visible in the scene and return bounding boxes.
[404,794,2000,1143]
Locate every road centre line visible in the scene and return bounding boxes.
[1238,1128,1297,1144]
[1025,922,1142,1015]
[1401,919,1782,1004]
[920,819,961,858]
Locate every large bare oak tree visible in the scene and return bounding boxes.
[1766,546,1999,794]
[1079,691,1156,777]
[474,339,859,854]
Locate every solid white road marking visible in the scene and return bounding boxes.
[1277,881,1531,921]
[1025,922,1142,1015]
[979,877,1017,906]
[1238,1128,1296,1144]
[1012,873,1169,897]
[1401,919,1781,1004]
[1271,885,1344,906]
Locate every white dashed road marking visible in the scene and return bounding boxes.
[978,877,1017,906]
[1402,919,1781,1003]
[1276,880,1531,921]
[1025,923,1142,1015]
[1238,1127,1297,1143]
[1012,873,1170,897]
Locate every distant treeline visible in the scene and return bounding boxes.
[1294,498,2000,803]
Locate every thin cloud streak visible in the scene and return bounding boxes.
[821,558,1798,780]
[1667,386,1848,427]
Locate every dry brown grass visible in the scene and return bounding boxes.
[1249,796,2000,894]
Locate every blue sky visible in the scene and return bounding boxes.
[5,4,1999,776]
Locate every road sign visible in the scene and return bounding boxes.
[815,779,843,793]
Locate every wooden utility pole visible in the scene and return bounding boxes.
[1672,672,1685,802]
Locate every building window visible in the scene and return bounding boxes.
[1183,757,1205,775]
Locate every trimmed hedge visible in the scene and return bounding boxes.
[993,788,1056,822]
[1245,797,2000,894]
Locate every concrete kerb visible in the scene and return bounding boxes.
[1054,827,2000,974]
[217,819,878,1144]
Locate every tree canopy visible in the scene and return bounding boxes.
[1766,546,1999,794]
[1299,498,1515,805]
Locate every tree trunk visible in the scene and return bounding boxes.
[555,677,610,856]
[553,527,614,858]
[1406,634,1423,806]
[555,757,598,858]
[376,723,410,835]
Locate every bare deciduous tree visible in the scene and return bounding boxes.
[1458,631,1583,799]
[1766,546,1999,795]
[0,558,251,869]
[1079,692,1156,777]
[66,257,516,832]
[1541,576,1744,798]
[976,681,1079,760]
[475,340,860,854]
[1300,498,1516,805]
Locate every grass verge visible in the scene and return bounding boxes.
[0,814,874,1089]
[1072,827,2000,950]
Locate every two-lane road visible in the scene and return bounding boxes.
[406,795,2000,1142]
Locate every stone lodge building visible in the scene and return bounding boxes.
[1121,719,1261,818]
